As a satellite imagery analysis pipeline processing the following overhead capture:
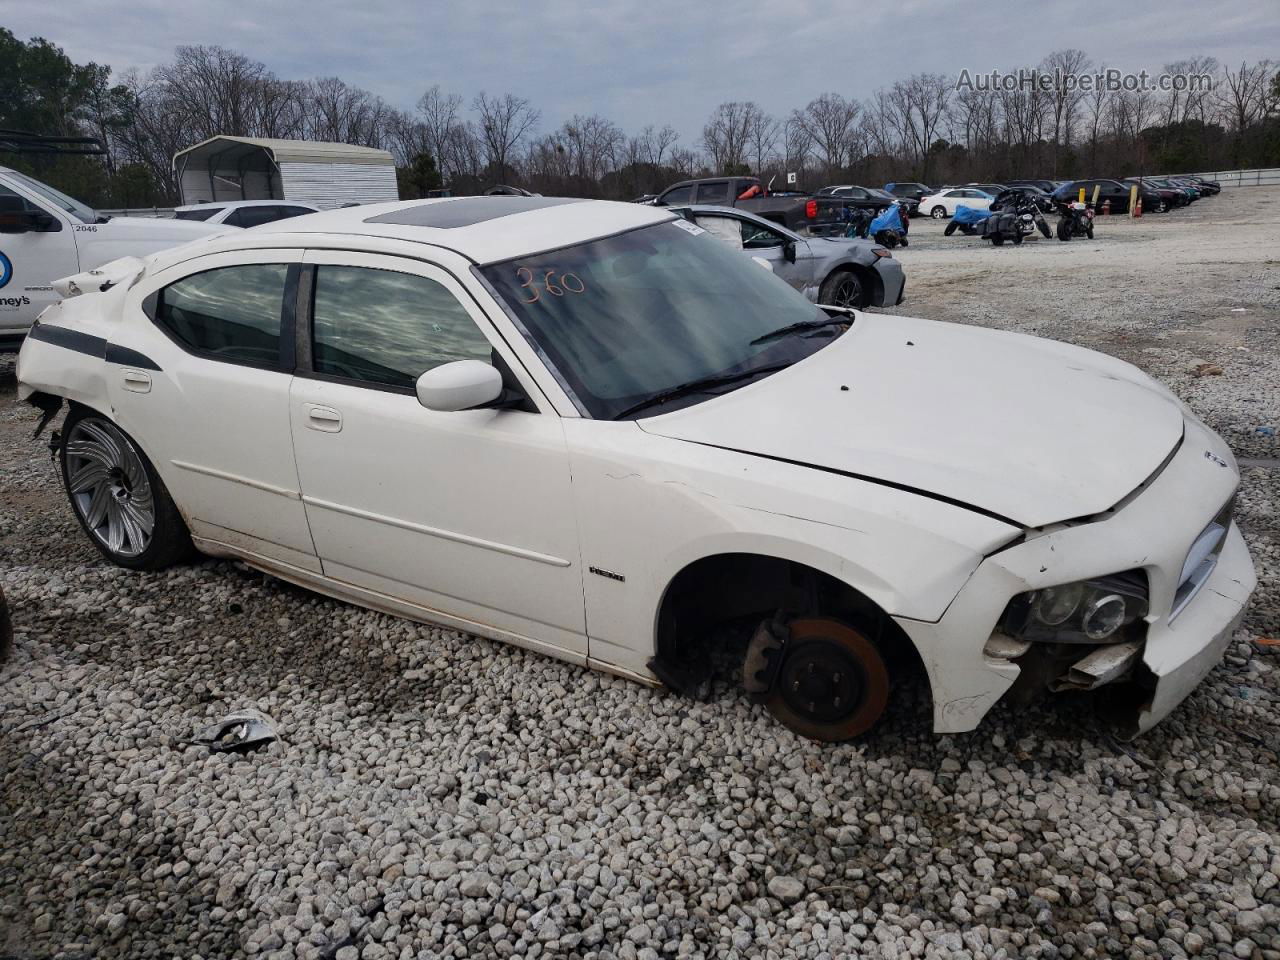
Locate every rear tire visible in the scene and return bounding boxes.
[990,233,1004,246]
[1057,219,1071,241]
[944,220,959,236]
[1086,225,1094,239]
[930,206,946,219]
[59,407,192,571]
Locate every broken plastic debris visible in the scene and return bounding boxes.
[190,709,277,754]
[1189,363,1223,378]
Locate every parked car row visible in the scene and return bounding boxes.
[15,194,1256,744]
[913,175,1221,220]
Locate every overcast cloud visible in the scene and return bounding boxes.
[1,0,1275,141]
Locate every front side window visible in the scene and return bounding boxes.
[659,185,693,205]
[157,264,289,366]
[480,221,831,420]
[5,171,96,223]
[740,219,786,248]
[311,265,493,390]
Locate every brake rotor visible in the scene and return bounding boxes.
[764,618,889,742]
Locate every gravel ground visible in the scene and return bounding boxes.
[1,187,1278,960]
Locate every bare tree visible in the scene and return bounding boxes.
[473,91,539,184]
[884,74,951,181]
[702,101,760,173]
[416,85,464,177]
[1218,59,1275,132]
[789,93,860,179]
[1041,49,1091,175]
[638,124,679,167]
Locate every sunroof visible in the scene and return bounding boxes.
[365,196,585,228]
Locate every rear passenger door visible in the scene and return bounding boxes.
[115,248,319,570]
[695,181,731,205]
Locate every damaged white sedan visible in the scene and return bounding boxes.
[17,196,1256,741]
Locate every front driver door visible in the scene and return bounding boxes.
[288,250,587,659]
[0,184,78,339]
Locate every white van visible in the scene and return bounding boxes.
[0,167,224,346]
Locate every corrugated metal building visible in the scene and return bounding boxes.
[173,137,399,208]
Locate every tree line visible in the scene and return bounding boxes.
[2,28,1276,209]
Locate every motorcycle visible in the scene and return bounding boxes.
[944,189,1049,246]
[1055,199,1095,241]
[844,200,910,248]
[988,188,1052,244]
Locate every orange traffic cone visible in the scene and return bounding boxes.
[1134,197,1143,218]
[1101,199,1111,215]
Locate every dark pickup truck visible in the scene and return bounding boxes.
[649,176,885,235]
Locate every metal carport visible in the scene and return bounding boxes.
[173,137,398,208]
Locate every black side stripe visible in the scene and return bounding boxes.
[27,322,106,358]
[28,322,162,372]
[104,342,162,371]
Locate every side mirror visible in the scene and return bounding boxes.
[783,241,797,264]
[415,360,504,412]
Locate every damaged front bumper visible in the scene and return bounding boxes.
[895,415,1257,736]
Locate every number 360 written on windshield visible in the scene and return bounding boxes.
[515,268,586,303]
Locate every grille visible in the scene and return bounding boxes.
[1169,496,1234,621]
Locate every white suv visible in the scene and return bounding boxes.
[16,196,1255,741]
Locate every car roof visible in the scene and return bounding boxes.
[180,196,675,266]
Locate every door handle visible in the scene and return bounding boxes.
[305,404,342,433]
[121,369,152,393]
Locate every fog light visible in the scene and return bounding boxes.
[1082,594,1127,640]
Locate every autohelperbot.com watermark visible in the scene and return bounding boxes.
[956,68,1214,94]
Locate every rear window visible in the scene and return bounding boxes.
[175,208,221,222]
[696,182,730,204]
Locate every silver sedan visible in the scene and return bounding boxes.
[671,204,906,309]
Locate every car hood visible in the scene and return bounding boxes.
[637,314,1184,528]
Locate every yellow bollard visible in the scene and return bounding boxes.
[1130,184,1139,218]
[1091,185,1101,208]
[1079,187,1086,204]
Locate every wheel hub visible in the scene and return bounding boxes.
[776,639,864,723]
[761,618,891,742]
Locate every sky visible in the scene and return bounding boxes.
[1,0,1276,143]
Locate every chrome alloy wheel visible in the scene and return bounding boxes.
[64,419,155,557]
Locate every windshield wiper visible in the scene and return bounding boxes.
[612,363,790,420]
[750,316,850,346]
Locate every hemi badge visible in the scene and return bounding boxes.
[589,566,625,582]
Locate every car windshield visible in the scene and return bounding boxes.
[6,171,97,223]
[479,220,835,420]
[867,189,896,200]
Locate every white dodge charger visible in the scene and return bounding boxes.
[16,196,1255,741]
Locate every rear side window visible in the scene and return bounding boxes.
[175,208,221,221]
[695,181,729,204]
[225,206,290,228]
[659,185,693,205]
[156,264,289,366]
[310,266,493,390]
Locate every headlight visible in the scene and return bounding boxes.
[1000,572,1148,644]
